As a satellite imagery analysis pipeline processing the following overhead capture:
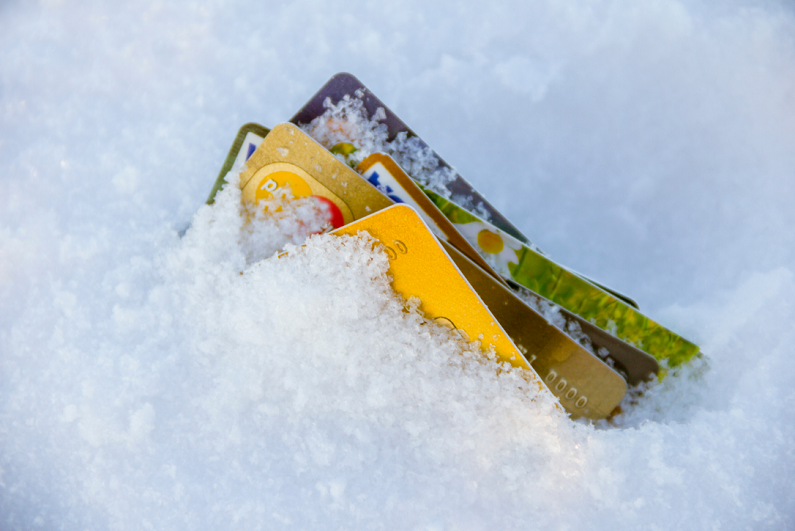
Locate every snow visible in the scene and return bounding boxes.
[2,0,795,529]
[302,95,460,203]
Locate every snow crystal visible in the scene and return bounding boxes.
[301,95,460,199]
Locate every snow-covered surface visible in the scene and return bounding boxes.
[2,1,794,529]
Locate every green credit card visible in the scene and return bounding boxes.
[207,123,271,204]
[424,188,700,368]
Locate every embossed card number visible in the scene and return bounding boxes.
[440,240,627,420]
[383,239,408,260]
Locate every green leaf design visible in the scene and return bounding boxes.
[431,191,700,366]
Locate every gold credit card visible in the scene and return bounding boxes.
[509,282,660,386]
[443,241,627,419]
[289,73,699,370]
[229,125,661,385]
[354,154,627,416]
[332,205,553,398]
[356,153,507,286]
[239,123,393,227]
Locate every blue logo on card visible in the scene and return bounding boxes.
[367,170,404,204]
[245,142,257,161]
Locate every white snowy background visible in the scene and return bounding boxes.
[2,0,794,529]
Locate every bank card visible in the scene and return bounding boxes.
[514,285,661,386]
[238,123,393,228]
[355,153,661,382]
[294,152,631,410]
[442,240,627,418]
[290,73,640,309]
[332,205,553,398]
[426,189,698,370]
[208,123,270,204]
[356,153,507,286]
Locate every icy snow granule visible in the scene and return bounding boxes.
[301,94,461,203]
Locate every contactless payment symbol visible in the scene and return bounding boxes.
[245,162,354,231]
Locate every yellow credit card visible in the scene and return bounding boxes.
[356,153,507,286]
[332,205,553,400]
[354,155,625,418]
[239,123,393,228]
[442,241,627,419]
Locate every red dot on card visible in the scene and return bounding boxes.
[312,196,345,229]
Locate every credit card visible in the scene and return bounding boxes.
[442,241,627,419]
[290,73,640,309]
[426,189,698,369]
[332,205,553,398]
[239,141,621,414]
[507,282,660,385]
[238,123,393,227]
[355,153,662,381]
[356,153,506,286]
[208,122,270,204]
[355,154,629,414]
[227,118,694,371]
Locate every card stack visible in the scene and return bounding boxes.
[206,73,700,420]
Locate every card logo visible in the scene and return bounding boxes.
[364,167,405,204]
[249,162,354,231]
